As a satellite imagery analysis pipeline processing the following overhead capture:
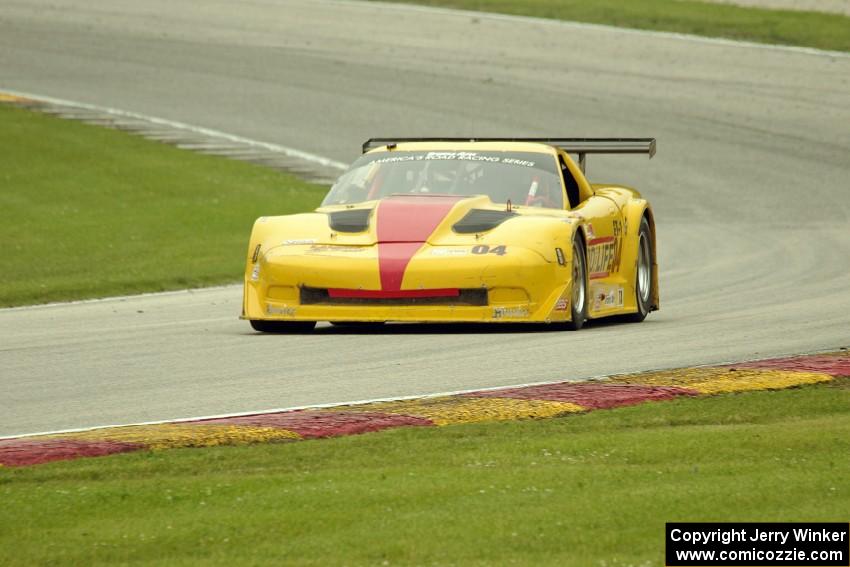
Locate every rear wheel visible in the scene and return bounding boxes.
[625,216,653,322]
[565,233,588,331]
[249,320,316,333]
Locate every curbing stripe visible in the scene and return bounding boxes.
[607,368,833,394]
[198,410,434,439]
[0,88,348,171]
[465,383,698,409]
[1,350,847,467]
[0,439,142,467]
[39,423,301,451]
[728,355,850,376]
[329,396,586,426]
[0,88,347,187]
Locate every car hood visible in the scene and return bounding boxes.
[256,193,571,256]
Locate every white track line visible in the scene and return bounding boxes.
[0,284,241,312]
[0,88,349,171]
[3,346,845,441]
[333,0,850,59]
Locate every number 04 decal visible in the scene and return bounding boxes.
[471,244,507,256]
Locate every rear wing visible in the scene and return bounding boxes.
[361,138,656,173]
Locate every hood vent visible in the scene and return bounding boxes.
[452,209,517,234]
[329,208,372,233]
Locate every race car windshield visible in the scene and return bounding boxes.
[322,151,564,209]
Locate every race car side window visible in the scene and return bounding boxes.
[560,155,580,209]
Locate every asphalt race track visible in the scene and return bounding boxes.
[1,0,848,437]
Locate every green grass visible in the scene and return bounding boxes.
[0,104,326,307]
[2,381,848,566]
[378,0,850,52]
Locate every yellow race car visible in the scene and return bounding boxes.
[242,138,658,332]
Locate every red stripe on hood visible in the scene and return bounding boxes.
[376,195,465,291]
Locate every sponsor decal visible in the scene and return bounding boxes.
[266,305,296,316]
[471,244,507,256]
[500,158,536,168]
[250,264,260,282]
[282,239,316,245]
[584,223,596,240]
[587,220,623,279]
[555,298,569,311]
[493,306,529,319]
[306,245,366,254]
[417,152,536,167]
[588,237,616,278]
[431,248,468,256]
[591,284,624,311]
[373,155,417,164]
[371,151,536,167]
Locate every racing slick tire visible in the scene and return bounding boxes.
[249,320,316,333]
[565,232,588,331]
[624,216,653,323]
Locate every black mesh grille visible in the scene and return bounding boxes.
[300,287,488,306]
[452,209,517,233]
[329,208,372,232]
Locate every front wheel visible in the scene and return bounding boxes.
[249,320,316,333]
[565,233,588,331]
[624,216,653,323]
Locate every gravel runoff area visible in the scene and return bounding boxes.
[2,351,847,467]
[702,0,850,15]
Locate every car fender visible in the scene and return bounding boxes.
[620,200,660,311]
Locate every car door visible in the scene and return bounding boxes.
[570,191,627,313]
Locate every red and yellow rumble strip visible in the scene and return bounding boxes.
[1,351,847,467]
[0,93,34,103]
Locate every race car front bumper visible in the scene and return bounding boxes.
[242,245,573,323]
